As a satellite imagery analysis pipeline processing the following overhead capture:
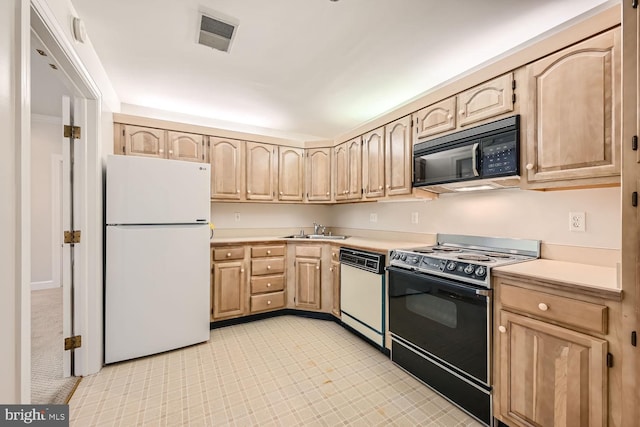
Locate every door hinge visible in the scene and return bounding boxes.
[633,192,638,207]
[63,125,81,139]
[63,230,81,244]
[606,352,613,368]
[64,335,82,351]
[632,331,637,346]
[512,80,516,90]
[633,136,638,151]
[634,0,638,8]
[512,93,516,104]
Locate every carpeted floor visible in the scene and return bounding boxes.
[31,287,79,404]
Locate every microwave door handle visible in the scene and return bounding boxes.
[472,142,480,176]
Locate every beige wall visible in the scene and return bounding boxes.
[211,203,332,231]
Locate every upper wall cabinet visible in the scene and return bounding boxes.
[385,116,413,196]
[306,148,332,202]
[362,127,385,199]
[457,73,514,127]
[117,125,206,162]
[522,28,621,189]
[246,142,277,201]
[209,137,244,200]
[412,73,515,143]
[334,138,362,201]
[278,146,304,202]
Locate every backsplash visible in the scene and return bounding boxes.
[210,186,620,249]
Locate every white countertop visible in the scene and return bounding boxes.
[493,259,621,300]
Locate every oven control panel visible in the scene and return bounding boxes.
[389,250,489,286]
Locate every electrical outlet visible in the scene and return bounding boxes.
[411,212,419,224]
[234,212,241,222]
[369,213,378,223]
[569,212,585,232]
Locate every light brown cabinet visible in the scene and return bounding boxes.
[246,142,277,201]
[362,127,385,199]
[493,278,615,427]
[413,97,456,140]
[211,246,247,320]
[209,137,243,200]
[306,148,332,202]
[384,116,413,196]
[249,244,286,313]
[334,138,362,201]
[293,245,322,310]
[117,124,206,162]
[278,146,304,201]
[330,246,340,317]
[522,28,621,189]
[457,73,514,127]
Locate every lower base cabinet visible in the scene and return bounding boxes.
[211,246,246,321]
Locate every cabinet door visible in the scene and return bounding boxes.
[385,116,413,196]
[278,146,304,201]
[497,310,607,427]
[362,127,385,199]
[458,73,514,127]
[346,137,363,200]
[330,260,340,317]
[212,261,246,319]
[123,125,166,158]
[334,143,349,200]
[524,29,621,185]
[413,97,456,140]
[295,257,321,309]
[306,148,332,201]
[209,137,243,200]
[246,142,276,201]
[167,131,204,163]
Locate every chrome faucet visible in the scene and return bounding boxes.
[313,222,325,235]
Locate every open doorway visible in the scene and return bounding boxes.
[29,29,78,404]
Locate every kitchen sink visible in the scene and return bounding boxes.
[282,234,349,240]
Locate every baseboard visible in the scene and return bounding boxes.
[210,309,338,329]
[31,281,59,291]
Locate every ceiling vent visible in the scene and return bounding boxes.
[198,12,238,53]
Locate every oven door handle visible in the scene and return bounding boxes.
[472,142,480,177]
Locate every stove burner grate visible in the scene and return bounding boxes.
[431,246,461,252]
[457,254,494,262]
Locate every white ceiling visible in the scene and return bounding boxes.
[70,0,610,141]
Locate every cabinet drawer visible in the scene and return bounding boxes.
[251,245,285,258]
[295,245,322,258]
[251,258,285,275]
[250,291,285,313]
[213,246,245,261]
[251,275,285,294]
[500,284,607,334]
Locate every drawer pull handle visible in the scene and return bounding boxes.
[538,303,549,311]
[498,325,507,334]
[316,265,320,270]
[240,269,244,273]
[226,252,231,257]
[267,300,272,305]
[267,283,271,287]
[267,265,271,270]
[526,163,534,170]
[267,250,271,254]
[330,267,334,272]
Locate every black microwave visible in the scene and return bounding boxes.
[413,115,520,188]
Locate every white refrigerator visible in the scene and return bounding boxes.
[105,155,211,364]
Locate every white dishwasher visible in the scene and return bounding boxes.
[339,248,386,348]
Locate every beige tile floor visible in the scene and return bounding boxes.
[69,316,483,426]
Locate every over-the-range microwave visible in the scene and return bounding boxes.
[413,115,520,192]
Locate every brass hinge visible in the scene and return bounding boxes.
[512,93,516,104]
[63,125,81,139]
[64,335,82,351]
[512,79,516,90]
[64,230,81,244]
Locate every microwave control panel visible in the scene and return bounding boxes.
[481,132,518,177]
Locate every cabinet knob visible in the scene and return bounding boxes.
[330,267,334,272]
[459,109,465,116]
[526,163,534,170]
[267,265,271,270]
[267,300,272,305]
[498,325,507,334]
[316,266,320,270]
[236,189,240,193]
[267,250,271,255]
[379,186,383,190]
[168,150,173,154]
[247,190,251,194]
[326,192,330,196]
[332,253,336,257]
[159,149,164,153]
[226,252,231,257]
[538,303,549,311]
[240,268,244,273]
[447,114,453,120]
[267,283,271,287]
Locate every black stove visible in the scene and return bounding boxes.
[389,234,540,287]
